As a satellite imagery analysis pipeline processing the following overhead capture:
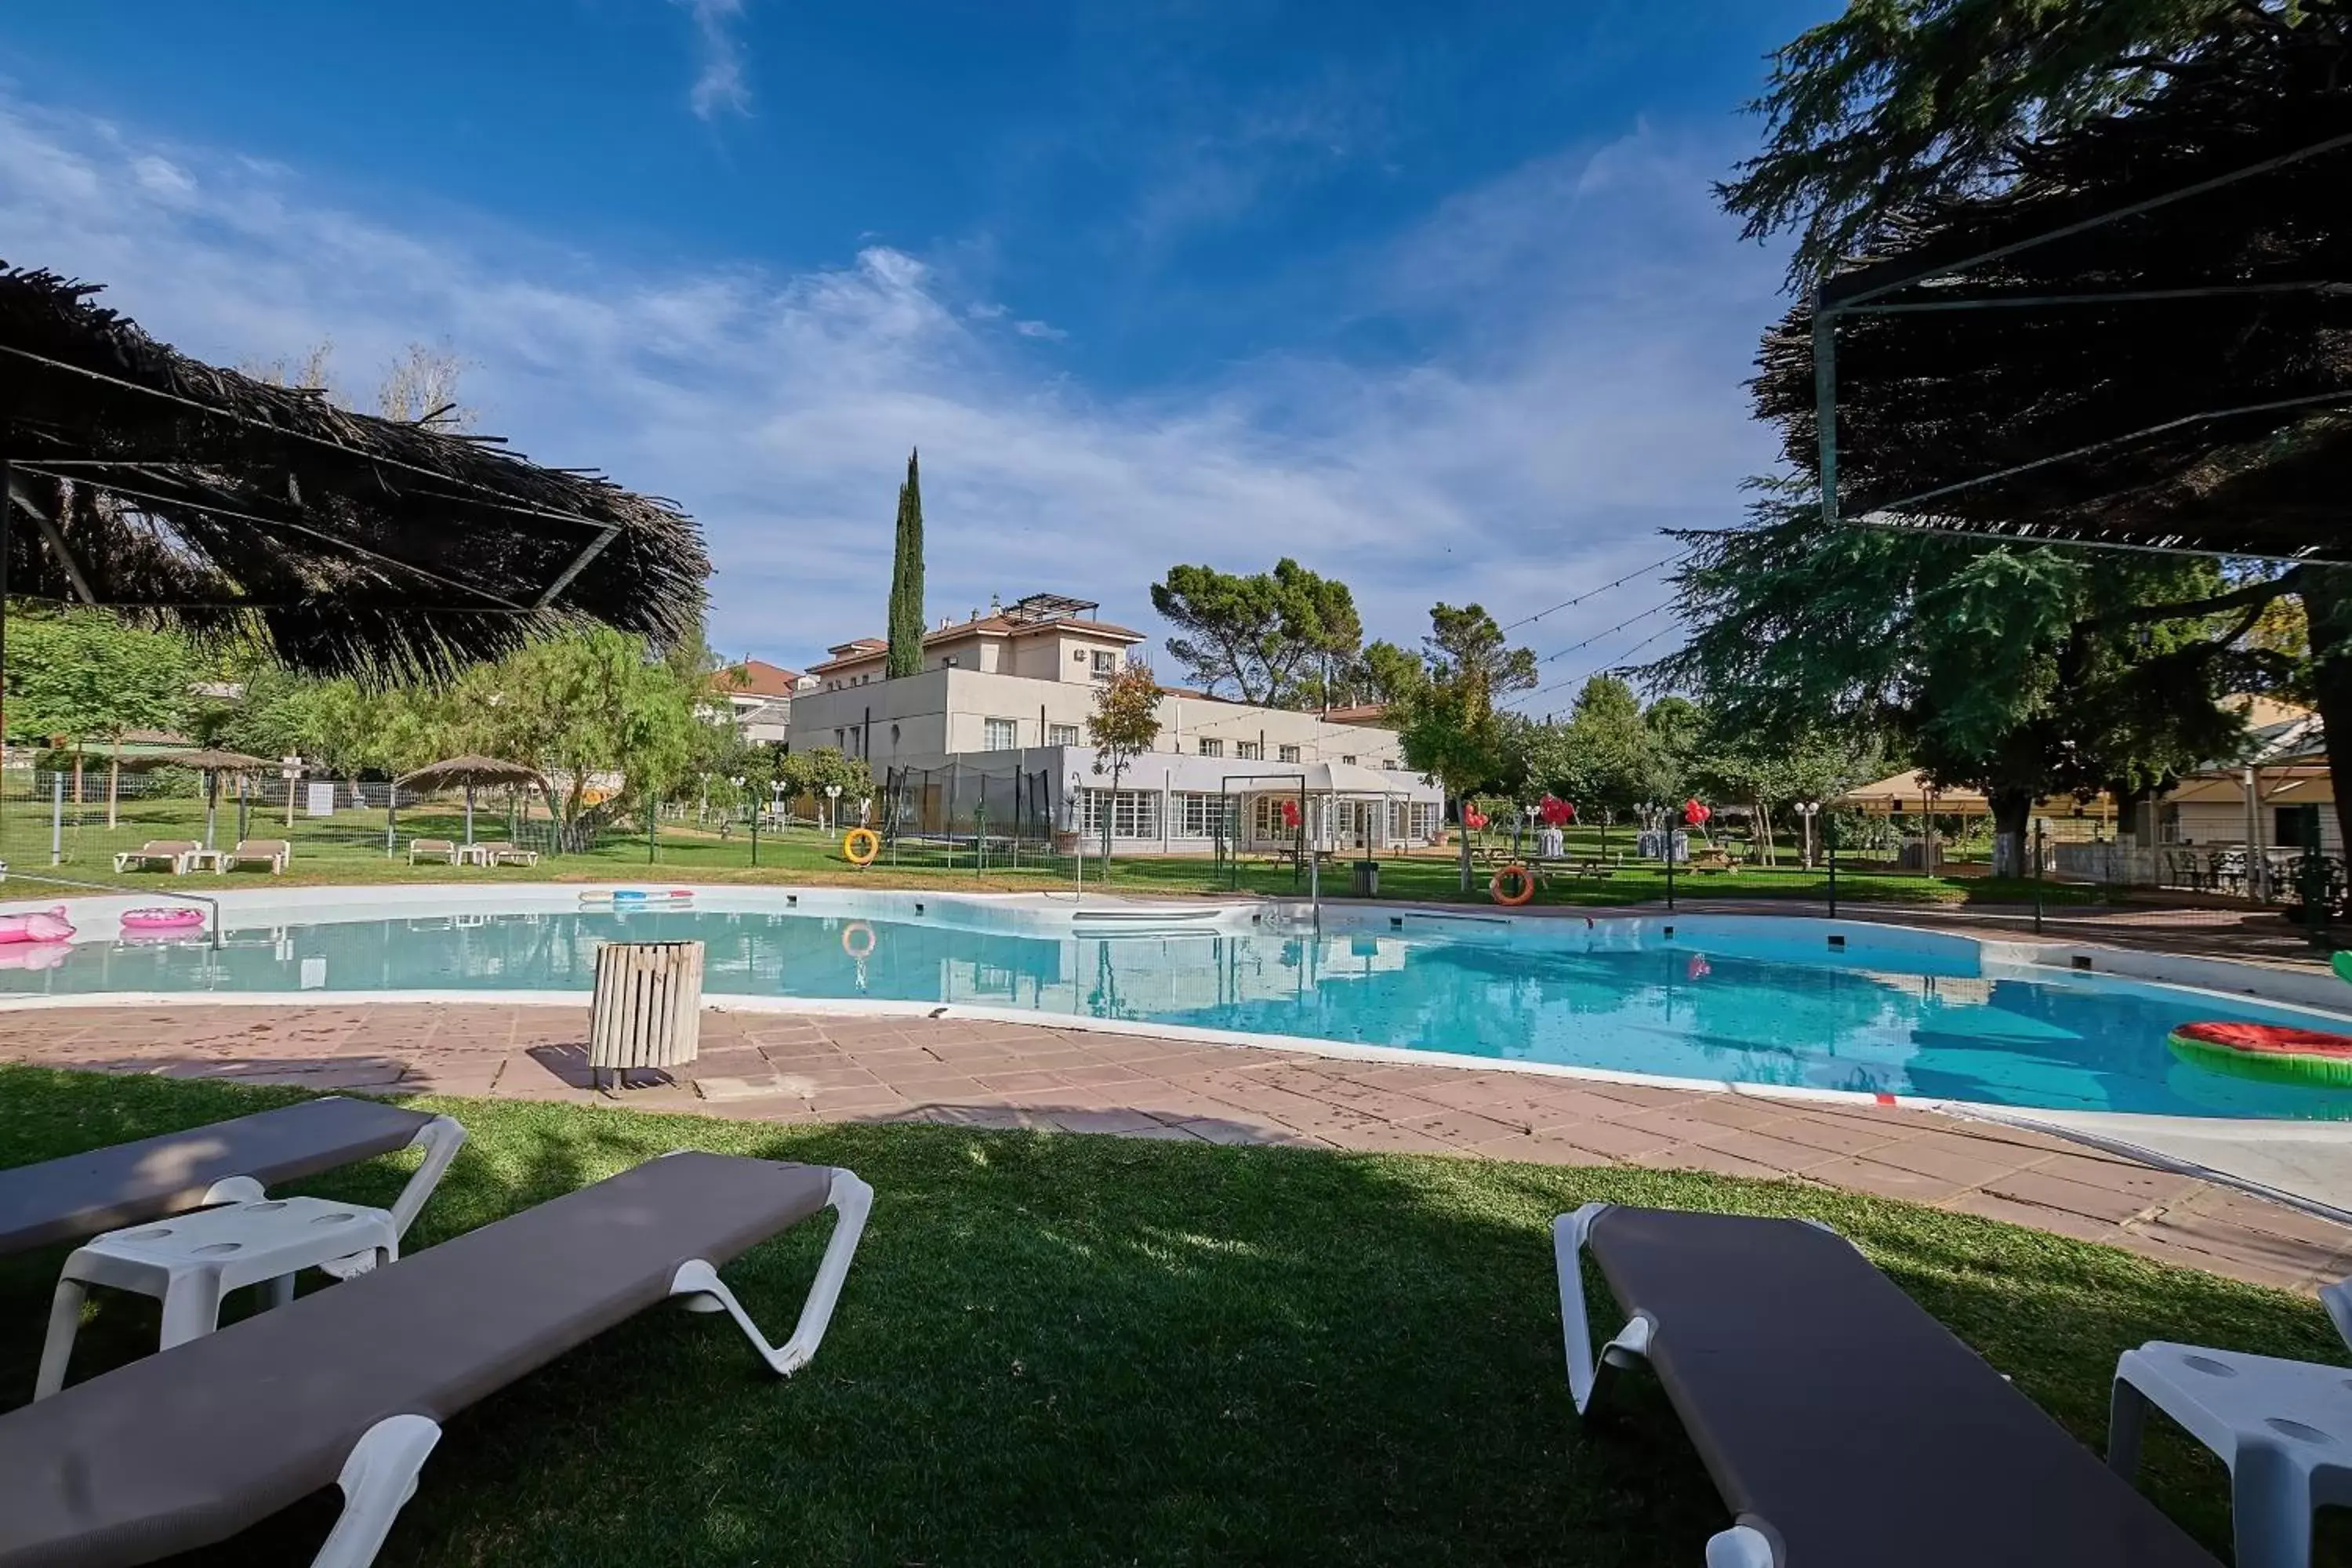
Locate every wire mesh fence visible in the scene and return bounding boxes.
[1,760,2340,964]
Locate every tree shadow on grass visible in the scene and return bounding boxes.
[3,1065,2349,1565]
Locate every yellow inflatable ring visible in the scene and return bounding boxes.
[842,827,880,865]
[841,922,876,960]
[1490,863,1537,906]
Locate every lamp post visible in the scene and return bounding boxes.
[1795,800,1831,919]
[1068,770,1085,898]
[733,775,755,866]
[823,783,842,836]
[280,754,303,831]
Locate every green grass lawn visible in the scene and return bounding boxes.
[3,1065,2343,1565]
[3,790,2100,912]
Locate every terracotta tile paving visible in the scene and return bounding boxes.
[6,1001,2352,1294]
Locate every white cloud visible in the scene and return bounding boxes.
[678,0,751,122]
[0,99,1783,682]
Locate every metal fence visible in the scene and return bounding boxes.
[873,760,1063,873]
[0,765,566,872]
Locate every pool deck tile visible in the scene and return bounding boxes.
[6,1000,2352,1296]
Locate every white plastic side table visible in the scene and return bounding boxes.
[36,1196,398,1399]
[2110,1340,2352,1568]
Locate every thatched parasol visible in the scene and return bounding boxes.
[0,265,710,681]
[116,747,274,775]
[116,747,274,849]
[1757,11,2352,562]
[396,755,548,844]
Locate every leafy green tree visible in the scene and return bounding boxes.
[1086,661,1166,866]
[1396,604,1537,891]
[1690,715,1884,866]
[3,610,191,821]
[793,746,873,829]
[886,449,927,679]
[466,628,702,848]
[1657,486,2256,874]
[1150,559,1362,706]
[1722,0,2254,286]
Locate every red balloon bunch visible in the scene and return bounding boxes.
[1682,798,1711,827]
[1279,798,1302,829]
[1538,795,1576,826]
[1463,807,1489,830]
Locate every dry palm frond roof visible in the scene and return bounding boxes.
[395,755,550,793]
[114,747,276,773]
[0,266,711,677]
[1755,5,2352,562]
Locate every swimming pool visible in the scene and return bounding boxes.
[5,888,2349,1120]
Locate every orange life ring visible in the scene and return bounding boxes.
[1490,863,1537,906]
[841,922,876,960]
[842,827,880,865]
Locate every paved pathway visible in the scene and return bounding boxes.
[5,1002,2348,1294]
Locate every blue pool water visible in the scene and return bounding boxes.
[8,906,2350,1120]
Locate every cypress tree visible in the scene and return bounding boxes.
[885,448,925,678]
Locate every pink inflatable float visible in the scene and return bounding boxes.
[0,940,74,971]
[0,907,74,945]
[120,907,205,934]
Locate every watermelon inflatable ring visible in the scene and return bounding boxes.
[2167,1021,2352,1088]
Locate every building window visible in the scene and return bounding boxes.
[1048,723,1080,746]
[1079,789,1160,839]
[1197,738,1223,757]
[1278,745,1300,764]
[1175,792,1235,839]
[942,656,958,668]
[983,718,1018,752]
[1251,795,1298,840]
[1091,649,1118,679]
[1341,755,1357,767]
[1236,741,1261,760]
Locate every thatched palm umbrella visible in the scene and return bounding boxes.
[0,267,710,681]
[117,746,272,849]
[396,755,548,845]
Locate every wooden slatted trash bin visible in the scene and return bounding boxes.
[588,941,706,1090]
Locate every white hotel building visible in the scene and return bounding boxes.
[782,593,1443,854]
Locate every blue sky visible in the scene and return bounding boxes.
[0,1,1824,704]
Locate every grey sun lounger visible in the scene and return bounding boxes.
[0,1097,465,1260]
[0,1151,873,1568]
[1553,1204,2221,1568]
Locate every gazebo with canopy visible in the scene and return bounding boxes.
[0,264,708,880]
[1760,10,2352,857]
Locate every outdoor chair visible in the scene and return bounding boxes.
[109,840,197,875]
[220,839,291,875]
[0,1098,465,1263]
[408,837,458,866]
[2094,1273,2352,1568]
[476,840,539,867]
[0,1152,873,1568]
[1553,1203,2220,1566]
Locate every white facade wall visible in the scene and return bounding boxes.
[783,670,1438,854]
[786,669,1413,772]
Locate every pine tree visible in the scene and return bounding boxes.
[885,448,925,678]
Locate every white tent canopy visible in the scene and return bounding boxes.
[1298,760,1397,797]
